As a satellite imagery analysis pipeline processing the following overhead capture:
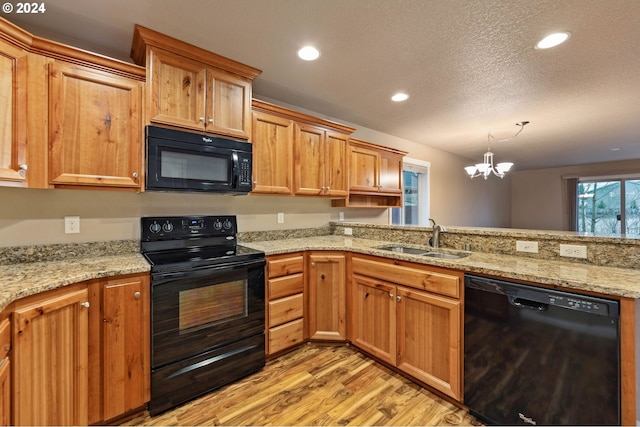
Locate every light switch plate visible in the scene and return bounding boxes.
[277,213,284,224]
[516,240,538,253]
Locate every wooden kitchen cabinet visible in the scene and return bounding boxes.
[0,31,28,188]
[333,138,407,208]
[131,25,261,140]
[294,124,349,197]
[12,284,90,426]
[351,274,396,365]
[48,60,143,189]
[266,253,306,355]
[307,252,347,341]
[0,318,10,426]
[101,274,150,421]
[349,255,463,400]
[251,99,355,197]
[251,109,295,194]
[396,286,461,400]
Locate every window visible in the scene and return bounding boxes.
[576,178,640,235]
[390,159,430,226]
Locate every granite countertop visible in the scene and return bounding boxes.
[0,253,150,312]
[242,235,640,299]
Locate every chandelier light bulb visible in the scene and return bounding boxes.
[464,122,529,180]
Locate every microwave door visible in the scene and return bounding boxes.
[148,141,233,192]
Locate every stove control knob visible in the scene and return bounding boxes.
[213,220,222,230]
[149,222,161,233]
[162,221,174,233]
[223,220,232,230]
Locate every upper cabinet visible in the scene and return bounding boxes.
[251,100,354,197]
[131,25,261,140]
[48,61,143,189]
[0,17,146,191]
[333,138,407,208]
[0,21,29,187]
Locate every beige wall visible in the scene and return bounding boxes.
[0,99,512,247]
[510,159,640,230]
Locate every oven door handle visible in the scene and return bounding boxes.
[152,258,265,284]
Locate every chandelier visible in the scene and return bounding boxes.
[464,121,529,180]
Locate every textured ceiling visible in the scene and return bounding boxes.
[7,0,640,170]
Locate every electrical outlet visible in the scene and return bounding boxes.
[516,240,538,253]
[339,212,345,221]
[560,244,587,259]
[64,216,80,234]
[277,212,284,224]
[344,227,353,236]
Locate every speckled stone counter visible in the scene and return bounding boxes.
[242,235,640,299]
[0,240,150,312]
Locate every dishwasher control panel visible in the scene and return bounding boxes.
[549,295,608,314]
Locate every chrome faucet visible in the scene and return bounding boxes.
[429,218,446,248]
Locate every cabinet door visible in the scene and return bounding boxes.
[148,47,206,131]
[0,39,27,187]
[294,123,325,196]
[379,151,403,194]
[350,274,396,365]
[0,358,9,427]
[396,287,461,400]
[13,287,89,426]
[324,131,349,197]
[206,67,251,139]
[252,110,294,194]
[308,253,346,341]
[48,62,142,188]
[102,275,150,421]
[349,144,379,192]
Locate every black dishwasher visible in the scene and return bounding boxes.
[464,274,620,426]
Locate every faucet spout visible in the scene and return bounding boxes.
[429,217,445,248]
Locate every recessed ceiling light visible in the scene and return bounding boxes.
[391,93,409,102]
[297,46,320,61]
[611,148,621,151]
[536,32,571,49]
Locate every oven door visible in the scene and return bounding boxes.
[151,258,265,368]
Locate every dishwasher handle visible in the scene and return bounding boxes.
[509,296,548,311]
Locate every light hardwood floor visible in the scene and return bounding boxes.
[124,344,481,426]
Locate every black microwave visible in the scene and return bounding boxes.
[145,126,253,194]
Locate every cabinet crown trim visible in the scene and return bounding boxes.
[349,138,408,156]
[131,24,262,80]
[252,99,355,135]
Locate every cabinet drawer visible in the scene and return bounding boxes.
[268,255,304,278]
[268,294,304,327]
[269,319,304,354]
[268,273,304,300]
[352,257,460,298]
[0,319,9,359]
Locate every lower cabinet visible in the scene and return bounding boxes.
[12,284,90,426]
[307,252,346,341]
[89,273,150,423]
[349,255,463,401]
[266,253,305,355]
[0,318,11,427]
[11,273,150,426]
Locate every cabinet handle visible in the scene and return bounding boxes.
[389,293,394,299]
[320,274,325,280]
[18,164,28,177]
[365,292,369,299]
[311,262,315,267]
[199,117,205,123]
[396,296,401,302]
[132,172,139,179]
[208,118,214,124]
[81,301,90,309]
[134,291,141,299]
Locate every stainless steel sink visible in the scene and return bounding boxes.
[376,245,470,259]
[375,245,430,255]
[422,252,469,259]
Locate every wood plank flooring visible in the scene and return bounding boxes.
[123,344,481,426]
